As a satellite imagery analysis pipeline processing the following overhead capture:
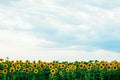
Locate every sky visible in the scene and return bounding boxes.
[0,0,120,62]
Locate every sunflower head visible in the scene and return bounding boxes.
[71,65,76,70]
[112,65,118,71]
[49,65,53,69]
[87,63,93,67]
[16,65,21,70]
[3,69,8,75]
[99,65,104,70]
[59,71,63,76]
[29,67,33,71]
[50,69,56,75]
[34,69,38,74]
[0,58,4,63]
[87,66,92,71]
[10,67,15,73]
[79,63,84,69]
[107,65,112,71]
[25,68,29,73]
[4,64,8,69]
[32,64,37,68]
[66,67,70,72]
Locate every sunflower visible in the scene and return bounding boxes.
[20,60,22,63]
[11,63,15,67]
[58,64,62,68]
[93,64,97,67]
[50,69,56,75]
[25,60,29,63]
[87,63,92,67]
[47,63,50,66]
[87,66,92,71]
[10,67,15,73]
[49,65,53,69]
[61,64,65,68]
[25,68,29,73]
[99,65,104,70]
[3,63,8,69]
[101,61,106,66]
[0,58,4,63]
[83,64,86,69]
[54,68,58,72]
[22,63,26,68]
[59,71,63,76]
[79,63,84,69]
[11,60,14,63]
[34,69,38,74]
[32,64,37,68]
[107,65,111,71]
[40,63,44,68]
[38,60,41,63]
[71,65,76,70]
[112,65,118,71]
[16,65,21,71]
[66,67,70,72]
[29,67,33,71]
[3,69,8,74]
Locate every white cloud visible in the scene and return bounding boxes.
[1,49,120,62]
[0,30,57,52]
[0,0,120,62]
[0,7,34,30]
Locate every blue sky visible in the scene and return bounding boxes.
[0,0,120,61]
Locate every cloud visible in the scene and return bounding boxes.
[0,0,120,61]
[0,30,58,52]
[1,49,120,62]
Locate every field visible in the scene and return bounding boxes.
[0,58,120,80]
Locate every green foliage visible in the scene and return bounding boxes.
[0,58,120,80]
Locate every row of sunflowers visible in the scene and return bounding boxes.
[0,58,120,80]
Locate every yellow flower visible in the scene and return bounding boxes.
[3,69,8,74]
[32,64,37,68]
[66,67,70,72]
[16,65,21,71]
[22,63,26,68]
[79,63,84,69]
[0,58,4,63]
[40,63,44,68]
[87,66,92,71]
[54,68,58,72]
[99,65,104,70]
[71,65,76,70]
[87,63,92,67]
[11,63,15,67]
[59,71,63,76]
[50,69,56,75]
[61,64,65,68]
[49,65,53,69]
[11,60,14,63]
[107,65,111,71]
[34,69,38,74]
[20,60,22,63]
[10,67,15,73]
[58,64,62,68]
[29,67,33,71]
[24,68,29,73]
[83,64,86,69]
[112,65,118,71]
[3,63,8,68]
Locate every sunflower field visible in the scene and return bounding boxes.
[0,58,120,80]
